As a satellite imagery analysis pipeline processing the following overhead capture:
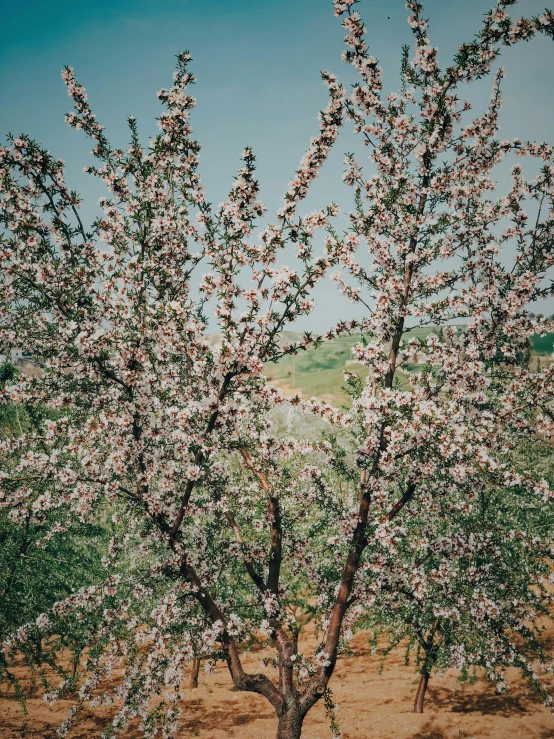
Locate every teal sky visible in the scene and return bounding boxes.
[1,0,553,330]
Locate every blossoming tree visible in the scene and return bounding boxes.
[358,434,554,713]
[0,363,110,698]
[0,45,348,739]
[324,0,554,717]
[1,1,554,739]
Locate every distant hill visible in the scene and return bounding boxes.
[264,329,554,407]
[531,332,554,356]
[5,327,551,406]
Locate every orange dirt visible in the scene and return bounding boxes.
[2,631,554,738]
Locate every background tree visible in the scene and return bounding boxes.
[357,435,554,713]
[0,361,109,704]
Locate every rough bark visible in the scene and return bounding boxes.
[189,656,200,689]
[180,560,284,712]
[413,671,430,713]
[276,706,304,739]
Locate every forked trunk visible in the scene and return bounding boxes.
[276,706,304,739]
[413,671,430,713]
[189,656,201,689]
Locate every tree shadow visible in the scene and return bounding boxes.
[426,683,533,717]
[181,697,274,734]
[411,721,554,739]
[410,722,448,739]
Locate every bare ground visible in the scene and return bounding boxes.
[2,632,554,738]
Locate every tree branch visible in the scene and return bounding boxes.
[239,449,282,594]
[179,558,284,713]
[384,481,417,522]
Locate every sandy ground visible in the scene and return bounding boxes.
[2,632,554,739]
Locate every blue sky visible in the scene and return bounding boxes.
[1,0,553,330]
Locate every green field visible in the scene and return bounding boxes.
[264,329,554,407]
[531,332,554,356]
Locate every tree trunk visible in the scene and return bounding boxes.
[413,671,430,713]
[189,656,201,689]
[276,707,304,739]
